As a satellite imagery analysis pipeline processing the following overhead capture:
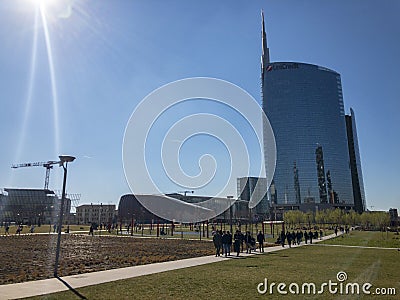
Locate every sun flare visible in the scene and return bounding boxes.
[30,0,53,9]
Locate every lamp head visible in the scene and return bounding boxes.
[59,155,76,163]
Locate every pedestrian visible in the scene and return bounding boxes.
[245,231,252,253]
[286,231,292,248]
[5,225,9,236]
[257,230,265,252]
[213,230,222,257]
[239,230,245,252]
[304,231,308,244]
[226,230,232,256]
[219,230,224,255]
[233,230,241,256]
[334,226,338,236]
[296,231,302,245]
[89,225,94,236]
[319,229,323,239]
[309,230,313,244]
[280,231,286,247]
[222,231,229,257]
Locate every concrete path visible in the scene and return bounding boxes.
[0,232,339,299]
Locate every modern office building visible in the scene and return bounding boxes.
[0,188,71,225]
[346,109,366,213]
[389,208,399,227]
[261,13,365,211]
[237,177,269,219]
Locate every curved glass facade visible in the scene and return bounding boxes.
[262,62,354,205]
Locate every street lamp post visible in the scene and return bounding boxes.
[54,155,75,278]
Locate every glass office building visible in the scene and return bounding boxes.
[237,177,269,218]
[261,13,356,207]
[346,108,366,212]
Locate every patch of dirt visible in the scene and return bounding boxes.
[0,235,213,284]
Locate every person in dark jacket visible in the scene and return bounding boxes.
[245,231,253,253]
[222,231,230,257]
[257,231,265,252]
[280,231,286,247]
[213,231,222,257]
[296,231,302,245]
[239,230,245,252]
[286,231,292,248]
[233,230,241,256]
[291,231,296,245]
[226,231,232,256]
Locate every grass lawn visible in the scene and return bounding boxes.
[27,233,400,299]
[321,230,400,248]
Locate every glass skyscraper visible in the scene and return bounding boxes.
[261,13,362,208]
[346,109,366,213]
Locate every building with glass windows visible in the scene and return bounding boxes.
[261,13,365,212]
[0,188,71,225]
[346,109,366,213]
[237,177,269,220]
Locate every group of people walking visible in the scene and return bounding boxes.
[212,229,266,257]
[213,228,328,256]
[278,229,323,247]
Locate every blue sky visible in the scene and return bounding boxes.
[0,0,398,211]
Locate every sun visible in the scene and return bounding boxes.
[30,0,52,5]
[29,0,58,11]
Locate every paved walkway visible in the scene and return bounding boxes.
[0,232,339,299]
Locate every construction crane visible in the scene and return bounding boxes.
[11,160,61,190]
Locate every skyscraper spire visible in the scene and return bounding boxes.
[261,10,270,67]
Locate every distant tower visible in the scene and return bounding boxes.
[345,108,366,212]
[315,145,328,203]
[261,10,270,72]
[326,170,334,204]
[237,177,269,217]
[293,162,301,204]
